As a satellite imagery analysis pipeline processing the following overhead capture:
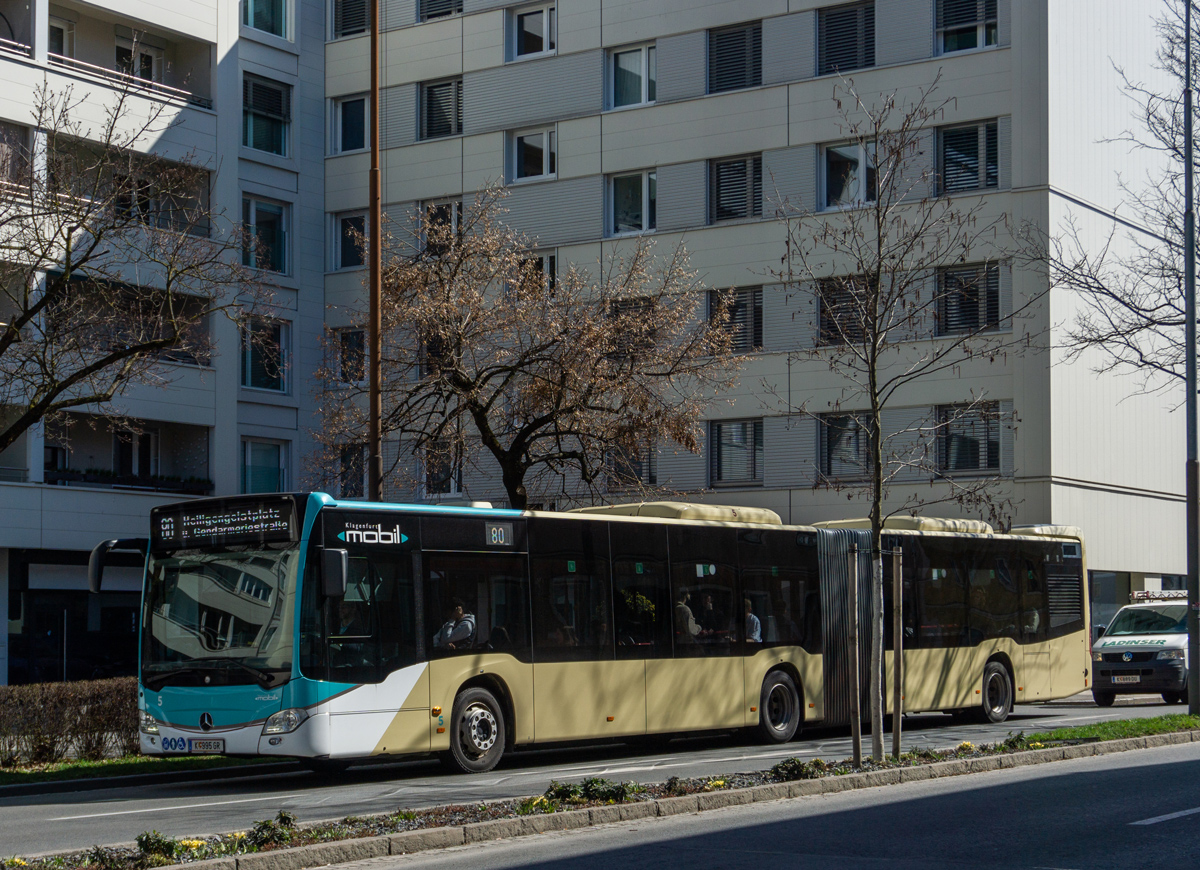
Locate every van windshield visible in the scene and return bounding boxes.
[1105,604,1187,636]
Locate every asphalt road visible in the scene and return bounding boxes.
[342,741,1200,870]
[1,693,1182,856]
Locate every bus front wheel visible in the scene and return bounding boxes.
[976,662,1012,724]
[442,687,506,774]
[1092,690,1116,707]
[756,671,801,743]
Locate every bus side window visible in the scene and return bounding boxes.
[610,523,671,660]
[739,528,820,653]
[668,526,738,658]
[915,539,968,648]
[425,553,531,660]
[530,518,613,662]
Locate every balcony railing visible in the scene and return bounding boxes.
[0,465,28,482]
[44,469,213,494]
[0,37,30,58]
[48,53,213,110]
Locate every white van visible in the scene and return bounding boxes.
[1091,592,1189,706]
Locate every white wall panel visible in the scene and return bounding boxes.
[762,144,816,214]
[764,415,816,487]
[654,30,706,103]
[655,161,707,231]
[875,0,932,67]
[762,11,815,84]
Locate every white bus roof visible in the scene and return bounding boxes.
[568,501,783,525]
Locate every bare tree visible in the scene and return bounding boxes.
[771,75,1043,761]
[314,187,740,509]
[0,81,266,455]
[1049,0,1192,395]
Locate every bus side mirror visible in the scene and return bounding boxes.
[88,538,148,593]
[323,548,348,598]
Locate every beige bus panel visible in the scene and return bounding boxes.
[369,666,432,756]
[1008,524,1085,540]
[533,661,647,741]
[813,517,995,534]
[569,501,783,525]
[646,658,745,733]
[428,654,535,751]
[742,649,824,725]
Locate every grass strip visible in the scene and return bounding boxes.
[1025,713,1200,745]
[0,754,272,787]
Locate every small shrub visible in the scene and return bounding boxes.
[543,781,583,803]
[248,810,298,848]
[83,846,123,870]
[770,757,830,781]
[516,795,555,815]
[663,776,686,796]
[135,831,177,860]
[579,777,639,803]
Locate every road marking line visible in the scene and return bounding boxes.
[1130,806,1200,826]
[49,794,300,821]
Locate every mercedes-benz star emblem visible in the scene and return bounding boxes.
[1122,652,1133,662]
[200,713,213,732]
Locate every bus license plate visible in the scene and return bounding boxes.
[1112,675,1140,684]
[189,739,224,754]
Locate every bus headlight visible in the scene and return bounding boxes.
[1157,649,1186,661]
[140,711,160,734]
[263,708,309,734]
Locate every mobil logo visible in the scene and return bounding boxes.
[338,523,409,545]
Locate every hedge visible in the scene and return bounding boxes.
[0,677,138,765]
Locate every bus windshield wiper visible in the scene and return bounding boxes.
[144,659,278,689]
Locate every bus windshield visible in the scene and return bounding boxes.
[1105,604,1187,637]
[141,543,300,690]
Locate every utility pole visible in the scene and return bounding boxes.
[367,0,383,502]
[891,547,903,758]
[848,544,862,767]
[1185,0,1199,716]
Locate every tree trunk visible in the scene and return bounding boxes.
[500,461,528,510]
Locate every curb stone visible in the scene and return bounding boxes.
[135,728,1200,870]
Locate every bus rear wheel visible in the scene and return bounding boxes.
[976,662,1012,724]
[442,687,506,774]
[1162,690,1186,705]
[756,671,801,743]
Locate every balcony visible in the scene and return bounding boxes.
[41,2,213,109]
[45,413,213,496]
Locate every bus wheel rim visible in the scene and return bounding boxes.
[766,684,792,729]
[462,704,498,755]
[986,672,1007,713]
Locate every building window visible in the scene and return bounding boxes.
[420,0,463,21]
[823,140,877,209]
[332,0,367,37]
[512,127,556,181]
[113,429,159,478]
[244,0,287,37]
[937,0,997,53]
[710,419,763,485]
[116,38,162,83]
[818,277,869,345]
[334,212,366,269]
[521,251,557,289]
[422,199,462,256]
[709,154,762,223]
[243,75,290,156]
[708,22,762,94]
[339,443,365,498]
[939,121,998,193]
[425,442,462,496]
[333,94,367,153]
[937,263,1000,335]
[820,414,869,479]
[610,170,656,235]
[607,443,657,489]
[420,78,462,139]
[818,2,875,76]
[243,197,288,273]
[512,3,555,59]
[243,439,288,493]
[938,403,999,473]
[241,318,289,392]
[48,16,74,57]
[610,44,656,108]
[710,287,762,353]
[337,327,366,383]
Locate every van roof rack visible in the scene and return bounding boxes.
[1130,590,1188,602]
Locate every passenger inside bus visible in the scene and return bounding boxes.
[432,598,476,649]
[744,598,762,643]
[674,588,700,644]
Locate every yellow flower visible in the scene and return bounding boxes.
[956,741,975,752]
[1029,741,1045,749]
[8,859,29,867]
[231,832,247,840]
[181,840,206,850]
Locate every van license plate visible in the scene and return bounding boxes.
[1112,675,1140,684]
[189,739,224,753]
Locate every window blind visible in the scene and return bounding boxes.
[710,420,763,483]
[333,0,367,37]
[937,0,997,29]
[938,264,999,334]
[938,404,999,472]
[707,23,762,93]
[818,278,868,344]
[822,414,868,478]
[941,121,998,192]
[819,2,875,76]
[420,0,463,21]
[243,76,289,121]
[711,288,763,352]
[421,79,462,139]
[709,155,762,222]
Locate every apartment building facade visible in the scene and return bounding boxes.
[0,0,324,684]
[323,0,1185,623]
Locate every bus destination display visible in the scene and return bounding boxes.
[152,499,297,549]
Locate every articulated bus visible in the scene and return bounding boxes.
[88,493,1090,773]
